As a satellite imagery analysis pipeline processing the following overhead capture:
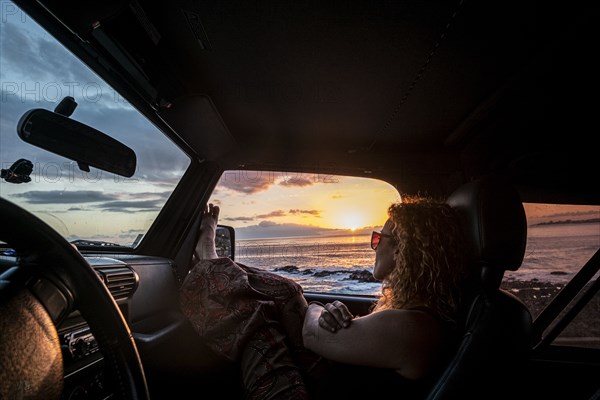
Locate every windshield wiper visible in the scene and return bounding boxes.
[70,239,128,248]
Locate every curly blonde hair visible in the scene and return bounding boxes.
[374,197,470,322]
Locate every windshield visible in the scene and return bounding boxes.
[0,1,190,247]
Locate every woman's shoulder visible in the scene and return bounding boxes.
[352,308,450,379]
[365,306,456,343]
[359,307,444,331]
[369,305,442,319]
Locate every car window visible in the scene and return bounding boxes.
[209,170,401,295]
[0,1,190,248]
[502,203,600,348]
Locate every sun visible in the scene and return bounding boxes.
[341,214,362,231]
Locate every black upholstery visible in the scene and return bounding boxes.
[425,176,533,400]
[447,175,527,287]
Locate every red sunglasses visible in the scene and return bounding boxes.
[371,231,394,250]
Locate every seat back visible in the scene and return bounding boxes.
[425,176,533,400]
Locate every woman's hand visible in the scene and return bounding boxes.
[317,300,353,332]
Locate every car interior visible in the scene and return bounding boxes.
[1,1,599,399]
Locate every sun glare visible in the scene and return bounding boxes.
[342,214,362,232]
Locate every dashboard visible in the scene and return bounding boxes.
[55,254,182,400]
[0,250,373,399]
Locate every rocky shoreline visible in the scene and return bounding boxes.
[273,265,380,282]
[500,278,565,319]
[501,278,599,338]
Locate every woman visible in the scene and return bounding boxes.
[180,198,470,399]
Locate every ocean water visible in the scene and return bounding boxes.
[235,223,600,296]
[236,234,381,295]
[504,223,600,284]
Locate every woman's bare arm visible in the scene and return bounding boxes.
[302,303,445,379]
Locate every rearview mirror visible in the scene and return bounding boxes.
[17,108,137,177]
[216,225,235,259]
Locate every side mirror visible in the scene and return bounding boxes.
[216,225,235,259]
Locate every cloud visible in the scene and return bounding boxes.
[289,209,321,217]
[236,222,335,239]
[218,174,275,194]
[258,220,278,227]
[0,21,84,84]
[10,189,167,212]
[224,216,254,222]
[98,200,162,212]
[126,191,172,200]
[11,190,115,204]
[0,19,136,113]
[279,177,314,188]
[213,171,340,194]
[228,209,321,223]
[256,210,287,218]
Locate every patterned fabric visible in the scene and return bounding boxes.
[180,257,323,399]
[240,324,310,399]
[180,257,448,399]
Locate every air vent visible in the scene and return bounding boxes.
[94,266,139,301]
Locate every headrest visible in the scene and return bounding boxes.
[447,176,527,276]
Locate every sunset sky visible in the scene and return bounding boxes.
[1,1,599,244]
[209,171,401,239]
[522,203,600,226]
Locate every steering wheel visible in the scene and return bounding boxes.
[0,197,149,399]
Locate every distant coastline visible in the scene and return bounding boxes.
[532,218,600,227]
[236,231,372,242]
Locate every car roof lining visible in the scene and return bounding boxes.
[26,0,600,205]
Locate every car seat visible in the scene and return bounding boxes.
[425,176,533,400]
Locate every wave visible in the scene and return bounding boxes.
[273,265,378,283]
